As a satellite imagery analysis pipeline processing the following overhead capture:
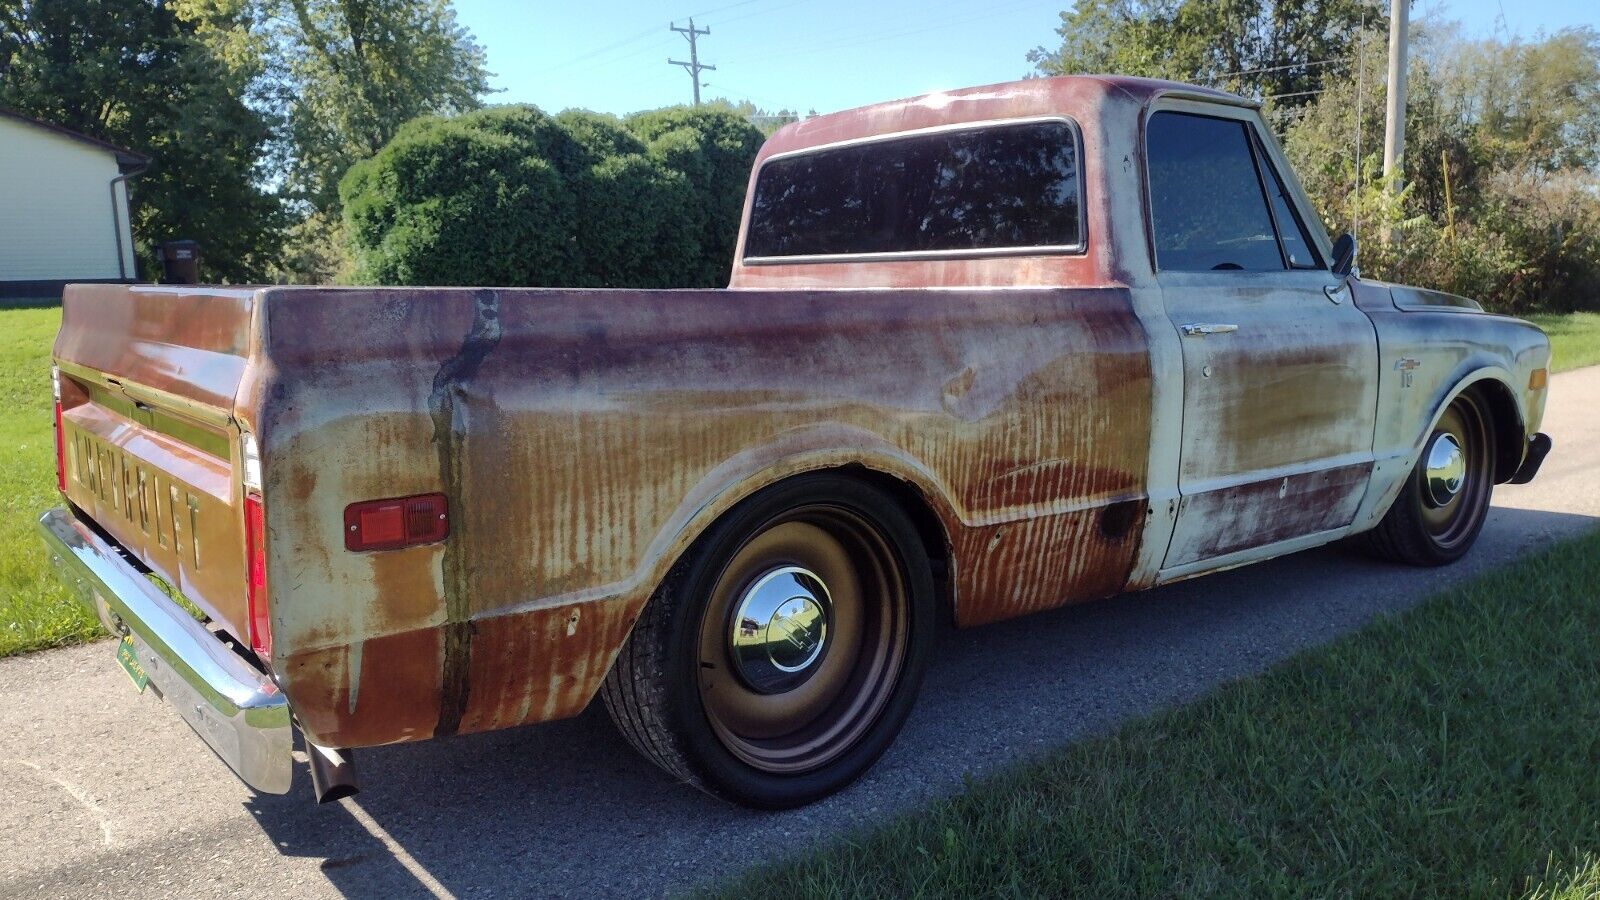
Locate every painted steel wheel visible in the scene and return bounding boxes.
[601,474,935,808]
[1364,390,1496,566]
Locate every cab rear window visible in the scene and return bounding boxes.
[743,120,1083,261]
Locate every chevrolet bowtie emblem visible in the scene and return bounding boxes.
[1395,357,1422,387]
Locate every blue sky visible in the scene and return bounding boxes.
[451,0,1598,117]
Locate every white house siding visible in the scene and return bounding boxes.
[0,118,135,283]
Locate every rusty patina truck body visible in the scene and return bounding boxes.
[38,75,1551,807]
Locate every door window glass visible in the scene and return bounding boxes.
[1255,135,1324,269]
[1146,112,1284,272]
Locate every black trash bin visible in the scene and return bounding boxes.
[159,240,202,284]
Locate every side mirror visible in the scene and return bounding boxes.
[1331,232,1356,277]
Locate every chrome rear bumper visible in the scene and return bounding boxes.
[36,507,293,794]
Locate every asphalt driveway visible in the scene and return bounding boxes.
[3,365,1598,899]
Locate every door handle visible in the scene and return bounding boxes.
[1180,323,1239,336]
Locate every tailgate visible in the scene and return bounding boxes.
[54,284,259,638]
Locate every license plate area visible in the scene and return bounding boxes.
[116,634,149,692]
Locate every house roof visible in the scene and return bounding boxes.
[0,107,151,174]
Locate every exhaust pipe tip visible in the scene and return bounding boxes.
[307,742,358,804]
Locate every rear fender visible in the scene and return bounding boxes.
[634,423,960,597]
[557,425,958,690]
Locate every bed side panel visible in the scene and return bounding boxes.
[254,286,1150,747]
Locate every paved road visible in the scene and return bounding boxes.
[4,366,1598,900]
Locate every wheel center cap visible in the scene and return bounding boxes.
[1424,432,1466,507]
[729,566,830,694]
[767,596,826,673]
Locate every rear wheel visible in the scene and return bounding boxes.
[1363,390,1495,566]
[601,474,934,808]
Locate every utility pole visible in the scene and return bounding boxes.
[1381,0,1410,190]
[668,18,714,106]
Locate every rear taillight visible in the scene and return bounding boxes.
[51,366,65,493]
[244,492,269,657]
[241,433,270,658]
[344,493,449,552]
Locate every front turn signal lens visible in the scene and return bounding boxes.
[1529,368,1548,390]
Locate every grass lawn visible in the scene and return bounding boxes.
[0,307,98,657]
[707,527,1600,899]
[1531,311,1600,373]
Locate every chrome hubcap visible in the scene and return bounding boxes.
[729,566,831,694]
[1424,432,1466,507]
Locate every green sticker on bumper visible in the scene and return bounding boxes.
[116,635,149,692]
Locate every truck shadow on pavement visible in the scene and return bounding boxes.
[242,504,1598,898]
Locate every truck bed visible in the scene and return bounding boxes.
[54,282,1152,750]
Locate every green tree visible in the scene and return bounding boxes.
[0,0,285,281]
[1029,0,1381,104]
[268,0,492,212]
[1429,25,1600,173]
[1282,25,1600,314]
[1281,26,1481,232]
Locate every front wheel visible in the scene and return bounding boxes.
[601,474,935,808]
[1363,391,1495,566]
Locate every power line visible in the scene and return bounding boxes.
[526,26,660,77]
[702,81,804,114]
[1201,57,1353,85]
[715,0,1058,69]
[668,18,716,106]
[708,0,977,47]
[1268,88,1330,100]
[701,81,769,105]
[524,0,771,79]
[685,0,771,20]
[700,0,815,30]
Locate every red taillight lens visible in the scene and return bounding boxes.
[52,366,66,494]
[53,400,66,493]
[344,493,449,552]
[244,491,271,657]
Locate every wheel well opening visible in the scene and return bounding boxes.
[1467,380,1524,483]
[838,465,956,627]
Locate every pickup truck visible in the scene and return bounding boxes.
[37,74,1552,810]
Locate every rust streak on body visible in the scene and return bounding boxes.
[429,289,503,737]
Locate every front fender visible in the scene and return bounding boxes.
[1352,304,1550,531]
[1418,363,1523,454]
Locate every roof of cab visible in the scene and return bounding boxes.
[757,74,1252,161]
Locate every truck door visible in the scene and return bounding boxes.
[1146,105,1379,571]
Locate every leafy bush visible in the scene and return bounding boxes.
[626,107,765,286]
[340,104,762,287]
[1469,170,1600,313]
[1282,25,1600,314]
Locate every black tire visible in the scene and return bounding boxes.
[1362,390,1496,566]
[600,473,935,809]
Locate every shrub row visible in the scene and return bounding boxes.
[340,105,763,288]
